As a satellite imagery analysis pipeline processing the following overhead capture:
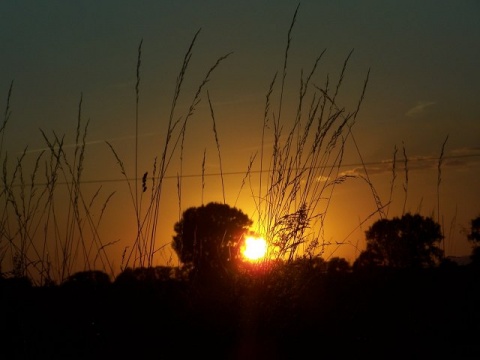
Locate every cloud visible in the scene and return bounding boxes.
[405,101,435,117]
[451,146,480,156]
[445,147,480,168]
[338,147,480,178]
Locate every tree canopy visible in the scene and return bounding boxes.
[353,213,444,269]
[467,216,480,244]
[467,216,480,265]
[171,202,253,275]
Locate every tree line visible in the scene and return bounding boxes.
[169,202,480,278]
[2,201,480,286]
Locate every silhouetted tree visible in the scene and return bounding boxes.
[467,216,480,243]
[353,213,444,269]
[327,257,351,273]
[172,202,253,276]
[277,256,327,280]
[114,266,188,286]
[467,216,480,265]
[61,270,111,289]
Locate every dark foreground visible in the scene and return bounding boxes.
[2,266,479,359]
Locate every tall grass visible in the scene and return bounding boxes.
[107,30,233,270]
[0,88,115,285]
[1,3,454,285]
[437,134,449,253]
[0,4,376,284]
[250,4,373,262]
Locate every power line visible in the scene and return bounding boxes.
[9,153,480,187]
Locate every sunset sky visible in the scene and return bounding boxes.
[1,0,479,273]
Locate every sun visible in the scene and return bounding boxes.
[241,235,267,262]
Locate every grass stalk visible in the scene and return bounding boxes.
[207,90,225,204]
[437,134,449,252]
[386,145,398,217]
[135,39,143,216]
[402,141,409,215]
[202,149,206,205]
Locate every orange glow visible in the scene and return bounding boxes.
[241,236,267,261]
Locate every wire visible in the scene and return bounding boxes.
[8,153,480,187]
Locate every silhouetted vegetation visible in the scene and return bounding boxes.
[2,255,479,359]
[1,210,480,358]
[353,213,444,270]
[468,215,480,266]
[172,202,252,280]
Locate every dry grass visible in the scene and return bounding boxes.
[106,29,233,270]
[248,4,374,263]
[0,90,116,285]
[0,4,375,283]
[0,3,454,285]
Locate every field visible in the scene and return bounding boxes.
[2,264,479,359]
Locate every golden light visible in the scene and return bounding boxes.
[241,235,267,261]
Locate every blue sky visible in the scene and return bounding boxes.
[1,1,479,274]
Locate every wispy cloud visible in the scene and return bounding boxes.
[446,147,480,168]
[406,101,435,117]
[451,146,480,156]
[340,147,480,177]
